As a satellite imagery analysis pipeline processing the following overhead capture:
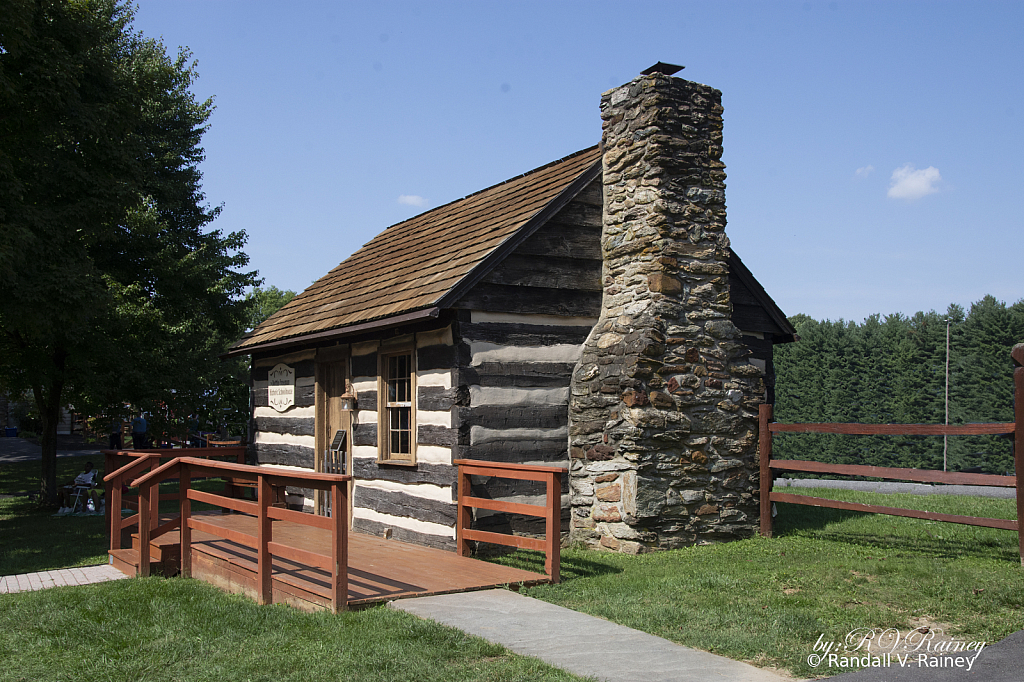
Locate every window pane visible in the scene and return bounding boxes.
[383,353,413,459]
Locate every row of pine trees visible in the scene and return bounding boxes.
[771,295,1024,474]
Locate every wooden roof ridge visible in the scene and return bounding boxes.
[226,146,603,357]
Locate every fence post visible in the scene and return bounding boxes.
[457,464,472,557]
[180,462,192,578]
[545,469,561,583]
[331,481,349,613]
[1012,344,1024,567]
[257,474,272,605]
[759,403,774,538]
[139,481,151,577]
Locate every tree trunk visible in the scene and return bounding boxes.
[34,378,64,506]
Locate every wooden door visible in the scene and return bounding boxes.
[315,346,351,518]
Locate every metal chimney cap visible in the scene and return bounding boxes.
[641,62,684,76]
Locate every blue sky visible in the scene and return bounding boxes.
[132,0,1023,323]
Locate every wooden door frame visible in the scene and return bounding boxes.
[314,345,352,517]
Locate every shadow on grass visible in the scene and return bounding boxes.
[773,501,864,533]
[773,501,1019,562]
[485,547,623,582]
[0,497,109,575]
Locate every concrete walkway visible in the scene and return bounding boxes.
[390,589,791,682]
[0,564,126,594]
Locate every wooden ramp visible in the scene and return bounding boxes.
[116,512,549,611]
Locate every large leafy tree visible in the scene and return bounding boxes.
[245,286,297,332]
[0,0,257,502]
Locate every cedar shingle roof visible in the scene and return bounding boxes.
[230,147,602,355]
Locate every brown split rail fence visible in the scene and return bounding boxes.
[759,344,1024,565]
[455,459,565,583]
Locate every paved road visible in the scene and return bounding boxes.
[775,477,1014,499]
[0,436,101,465]
[826,629,1023,681]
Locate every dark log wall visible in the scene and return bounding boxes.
[729,273,783,404]
[243,176,787,551]
[348,327,461,551]
[452,179,604,538]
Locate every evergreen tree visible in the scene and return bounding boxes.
[772,297,1023,474]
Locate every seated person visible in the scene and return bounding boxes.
[87,485,105,515]
[57,461,99,514]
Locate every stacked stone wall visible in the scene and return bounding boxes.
[568,73,765,552]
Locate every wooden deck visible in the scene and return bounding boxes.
[118,512,549,610]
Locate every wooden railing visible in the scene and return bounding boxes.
[454,459,565,583]
[759,343,1024,565]
[130,457,352,612]
[102,447,247,551]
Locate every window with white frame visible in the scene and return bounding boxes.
[379,351,414,462]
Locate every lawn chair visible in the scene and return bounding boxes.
[66,484,92,514]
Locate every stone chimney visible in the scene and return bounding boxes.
[568,69,765,552]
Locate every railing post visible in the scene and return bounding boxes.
[331,481,349,613]
[139,481,151,577]
[759,403,774,538]
[457,464,472,557]
[545,469,561,583]
[180,462,192,578]
[148,456,160,535]
[105,451,117,551]
[1011,344,1024,567]
[257,474,272,605]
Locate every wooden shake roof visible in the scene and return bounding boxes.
[229,147,603,355]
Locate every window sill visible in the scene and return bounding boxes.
[376,459,417,467]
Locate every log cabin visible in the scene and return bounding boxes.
[226,65,797,553]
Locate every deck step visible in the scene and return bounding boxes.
[131,532,181,563]
[109,549,139,577]
[108,547,180,577]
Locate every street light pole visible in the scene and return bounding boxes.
[944,318,950,472]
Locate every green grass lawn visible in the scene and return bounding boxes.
[5,454,1023,680]
[0,459,588,682]
[1,458,111,574]
[497,486,1024,678]
[0,578,588,682]
[0,458,236,575]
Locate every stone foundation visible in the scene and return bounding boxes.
[567,72,765,551]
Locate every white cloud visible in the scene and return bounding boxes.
[855,165,874,178]
[887,164,941,200]
[398,194,426,207]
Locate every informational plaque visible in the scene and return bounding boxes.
[268,363,295,412]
